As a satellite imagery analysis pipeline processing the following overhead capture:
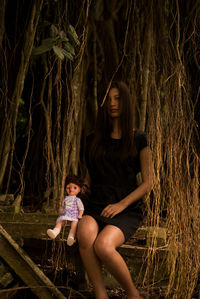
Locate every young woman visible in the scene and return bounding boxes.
[77,81,153,299]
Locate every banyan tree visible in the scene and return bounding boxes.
[0,0,199,298]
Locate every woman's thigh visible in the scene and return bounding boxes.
[77,215,99,247]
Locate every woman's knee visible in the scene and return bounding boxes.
[94,226,124,260]
[77,216,98,248]
[94,236,114,261]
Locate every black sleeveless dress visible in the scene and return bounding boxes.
[85,130,148,241]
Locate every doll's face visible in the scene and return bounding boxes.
[66,183,81,196]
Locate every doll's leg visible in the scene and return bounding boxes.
[67,221,78,246]
[69,221,78,235]
[47,221,64,239]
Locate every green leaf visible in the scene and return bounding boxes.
[41,38,56,48]
[50,24,58,38]
[19,98,25,105]
[53,46,65,60]
[53,46,74,61]
[32,45,50,55]
[32,38,55,56]
[61,36,69,43]
[61,48,74,61]
[59,30,67,39]
[67,24,80,46]
[63,42,75,55]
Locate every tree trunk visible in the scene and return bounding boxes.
[0,0,7,52]
[139,4,153,131]
[0,0,43,190]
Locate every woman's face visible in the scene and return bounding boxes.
[66,183,81,196]
[107,88,121,118]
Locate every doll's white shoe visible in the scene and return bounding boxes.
[67,234,76,246]
[47,228,60,239]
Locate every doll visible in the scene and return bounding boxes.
[47,175,85,246]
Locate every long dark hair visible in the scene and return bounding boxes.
[89,81,137,161]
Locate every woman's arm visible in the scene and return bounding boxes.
[101,146,153,218]
[121,146,153,206]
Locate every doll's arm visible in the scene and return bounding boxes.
[78,209,84,219]
[77,198,84,219]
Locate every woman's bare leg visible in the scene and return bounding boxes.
[77,216,108,299]
[94,225,142,299]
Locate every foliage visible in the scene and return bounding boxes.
[32,23,80,60]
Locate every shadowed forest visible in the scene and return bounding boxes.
[0,0,200,298]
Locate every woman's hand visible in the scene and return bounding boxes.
[100,202,126,218]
